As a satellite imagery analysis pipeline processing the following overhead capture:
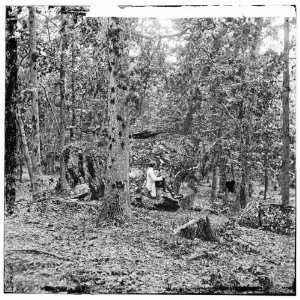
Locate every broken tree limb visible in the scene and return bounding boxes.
[130,130,166,139]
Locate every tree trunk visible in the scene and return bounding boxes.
[58,7,68,191]
[100,17,131,221]
[16,106,34,190]
[218,156,226,193]
[70,17,76,142]
[29,6,42,175]
[263,150,268,201]
[210,166,219,202]
[5,6,18,214]
[239,137,249,209]
[281,17,290,207]
[182,105,193,135]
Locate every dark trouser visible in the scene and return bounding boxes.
[155,178,166,191]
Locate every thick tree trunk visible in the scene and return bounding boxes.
[5,6,18,214]
[281,17,290,207]
[16,106,34,190]
[100,17,131,221]
[29,6,42,175]
[58,7,68,191]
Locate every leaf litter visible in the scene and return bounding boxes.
[4,179,295,294]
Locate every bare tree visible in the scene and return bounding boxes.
[29,6,42,175]
[281,17,290,206]
[100,18,131,221]
[58,6,68,190]
[5,6,18,214]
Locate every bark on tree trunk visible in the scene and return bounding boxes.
[70,17,76,142]
[239,135,249,209]
[263,150,268,201]
[219,159,226,193]
[182,106,193,135]
[100,17,131,221]
[281,17,290,207]
[16,106,34,190]
[5,6,18,214]
[29,6,42,175]
[210,166,219,202]
[58,7,68,191]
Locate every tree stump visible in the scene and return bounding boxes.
[174,213,230,241]
[58,142,106,200]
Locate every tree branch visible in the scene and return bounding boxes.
[133,28,188,40]
[39,84,60,130]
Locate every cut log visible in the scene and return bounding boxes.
[154,192,180,211]
[174,213,231,241]
[132,190,180,211]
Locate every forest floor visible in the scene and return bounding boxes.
[4,175,295,295]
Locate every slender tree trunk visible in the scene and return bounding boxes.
[29,6,42,175]
[238,133,249,209]
[182,105,193,134]
[58,7,68,190]
[70,17,76,142]
[263,149,268,201]
[100,17,131,221]
[16,106,34,190]
[281,17,290,207]
[210,165,219,202]
[218,155,226,192]
[5,6,18,214]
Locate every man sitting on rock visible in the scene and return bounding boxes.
[146,161,163,199]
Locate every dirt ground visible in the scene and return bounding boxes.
[4,178,296,294]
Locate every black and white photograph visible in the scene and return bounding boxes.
[3,1,297,295]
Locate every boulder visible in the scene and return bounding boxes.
[71,183,91,201]
[129,168,144,179]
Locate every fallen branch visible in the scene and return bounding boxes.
[5,249,70,261]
